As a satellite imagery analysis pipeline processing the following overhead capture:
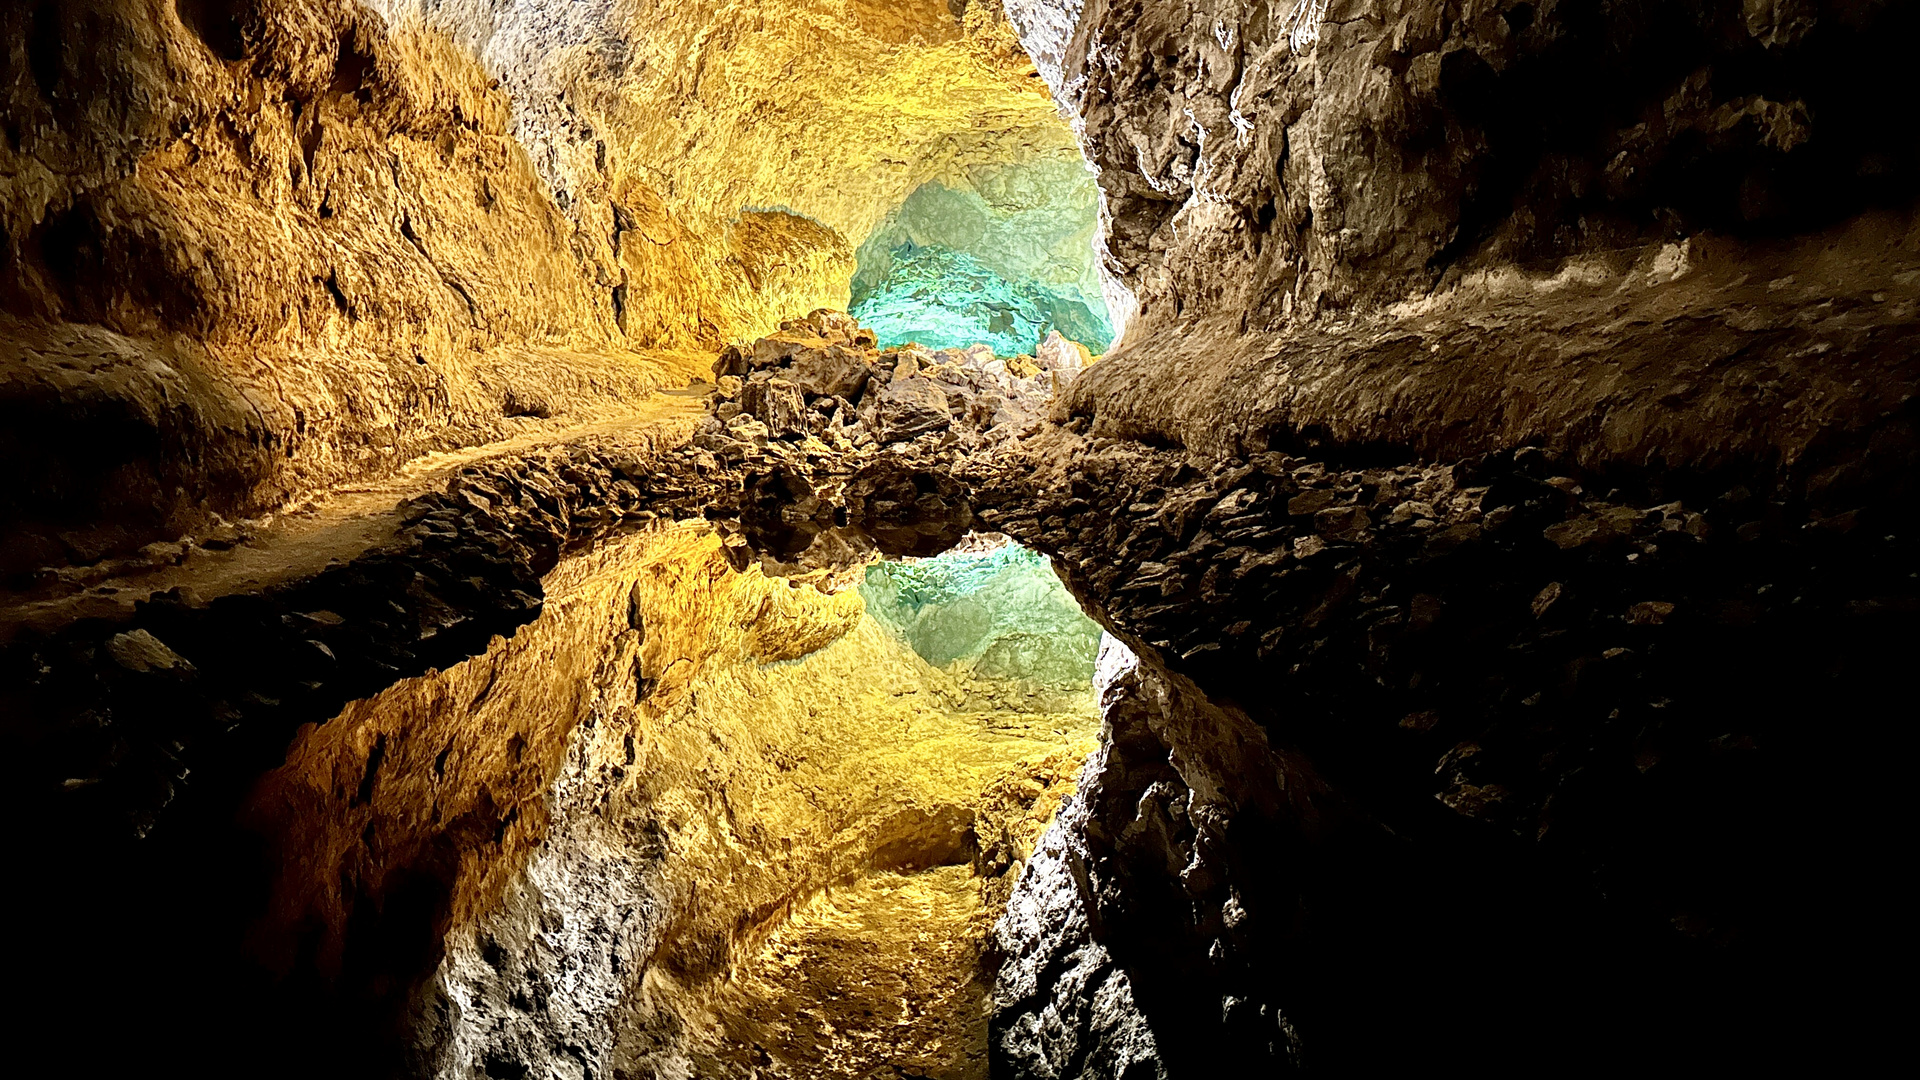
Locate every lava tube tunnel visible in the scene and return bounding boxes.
[2,1,1916,1078]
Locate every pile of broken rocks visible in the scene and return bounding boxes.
[689,309,1094,570]
[698,308,1088,454]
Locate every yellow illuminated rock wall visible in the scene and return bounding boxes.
[0,1,687,569]
[0,0,1079,570]
[371,0,1080,344]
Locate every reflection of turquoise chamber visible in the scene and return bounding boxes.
[859,543,1103,690]
[848,160,1115,357]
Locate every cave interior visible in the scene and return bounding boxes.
[1,0,1913,1077]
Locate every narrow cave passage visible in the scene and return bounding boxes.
[849,161,1118,357]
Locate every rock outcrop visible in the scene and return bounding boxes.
[696,307,1092,572]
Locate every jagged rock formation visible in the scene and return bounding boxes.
[976,417,1914,1073]
[1007,0,1920,328]
[850,151,1115,356]
[987,635,1175,1080]
[696,308,1088,571]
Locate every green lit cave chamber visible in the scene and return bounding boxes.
[848,156,1116,358]
[859,540,1103,695]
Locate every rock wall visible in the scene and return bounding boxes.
[2,412,706,1075]
[1007,0,1920,332]
[365,0,1076,349]
[0,0,1081,577]
[549,292,1898,1071]
[969,0,1920,1072]
[975,423,1913,1071]
[850,145,1117,355]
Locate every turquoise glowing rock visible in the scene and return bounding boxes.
[852,245,1113,357]
[859,542,1102,690]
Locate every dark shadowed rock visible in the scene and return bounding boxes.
[844,457,973,557]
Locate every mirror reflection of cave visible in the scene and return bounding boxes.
[9,0,1911,1077]
[688,537,1109,1078]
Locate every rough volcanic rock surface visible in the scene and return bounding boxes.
[374,527,1098,1080]
[0,0,1085,578]
[0,0,695,574]
[10,1,1920,1076]
[1,416,724,1074]
[1006,0,1920,328]
[657,275,1911,1075]
[989,636,1174,1080]
[939,2,1920,1071]
[965,416,1915,1070]
[692,307,1093,572]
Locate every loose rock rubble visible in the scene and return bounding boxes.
[705,310,1076,448]
[687,310,1091,572]
[6,311,1100,852]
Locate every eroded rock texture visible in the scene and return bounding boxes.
[0,0,687,576]
[968,0,1920,1073]
[0,0,1075,577]
[361,527,1094,1080]
[1008,0,1920,326]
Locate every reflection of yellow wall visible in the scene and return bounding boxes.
[622,526,1096,1072]
[246,522,1094,1067]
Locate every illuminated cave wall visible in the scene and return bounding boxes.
[366,0,1079,349]
[0,0,1085,572]
[849,154,1116,357]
